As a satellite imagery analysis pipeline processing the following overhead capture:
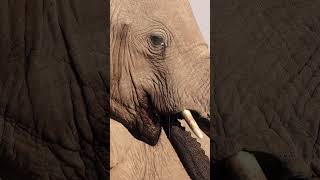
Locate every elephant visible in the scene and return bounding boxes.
[0,0,210,179]
[0,0,108,179]
[109,0,210,179]
[212,0,320,179]
[9,0,320,179]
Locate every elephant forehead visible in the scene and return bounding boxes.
[112,0,205,46]
[113,0,191,23]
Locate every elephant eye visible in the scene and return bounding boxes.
[149,34,165,47]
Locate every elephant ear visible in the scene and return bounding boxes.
[137,119,161,146]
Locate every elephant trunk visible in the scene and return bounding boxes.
[162,118,210,180]
[163,53,210,179]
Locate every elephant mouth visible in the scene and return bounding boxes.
[160,113,210,180]
[126,93,211,179]
[139,93,210,146]
[160,111,210,137]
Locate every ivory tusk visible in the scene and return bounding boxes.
[181,109,204,139]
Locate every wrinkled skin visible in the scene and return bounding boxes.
[213,0,320,179]
[110,0,210,145]
[0,1,108,179]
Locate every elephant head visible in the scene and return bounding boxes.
[110,0,210,179]
[110,0,210,145]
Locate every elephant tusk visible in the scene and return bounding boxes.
[181,109,204,139]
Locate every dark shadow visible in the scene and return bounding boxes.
[212,160,234,180]
[253,151,288,180]
[0,157,34,180]
[253,152,308,180]
[212,152,309,180]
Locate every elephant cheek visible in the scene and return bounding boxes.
[135,107,162,146]
[138,122,161,146]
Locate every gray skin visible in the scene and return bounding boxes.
[213,0,320,179]
[0,1,108,179]
[110,0,210,179]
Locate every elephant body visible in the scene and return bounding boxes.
[0,1,108,179]
[213,0,320,179]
